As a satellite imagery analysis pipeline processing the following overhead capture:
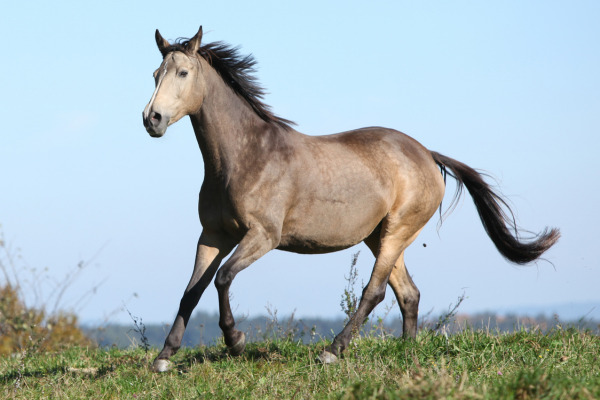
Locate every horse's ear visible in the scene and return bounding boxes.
[187,26,203,54]
[155,29,171,57]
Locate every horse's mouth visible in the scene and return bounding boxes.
[147,129,165,138]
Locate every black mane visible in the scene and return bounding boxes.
[164,39,295,130]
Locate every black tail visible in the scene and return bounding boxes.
[430,151,560,265]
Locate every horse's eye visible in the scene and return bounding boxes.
[178,70,188,78]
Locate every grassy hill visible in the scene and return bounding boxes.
[2,327,599,399]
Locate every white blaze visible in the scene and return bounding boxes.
[143,59,170,120]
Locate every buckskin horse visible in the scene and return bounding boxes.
[142,27,559,372]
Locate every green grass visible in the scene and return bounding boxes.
[1,327,599,399]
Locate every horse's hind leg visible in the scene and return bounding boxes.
[320,221,422,363]
[364,236,420,339]
[388,255,420,338]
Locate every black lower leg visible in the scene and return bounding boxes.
[329,284,386,356]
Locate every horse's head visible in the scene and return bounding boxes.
[143,27,206,137]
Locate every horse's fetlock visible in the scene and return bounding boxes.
[219,315,236,332]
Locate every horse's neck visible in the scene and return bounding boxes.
[190,70,266,177]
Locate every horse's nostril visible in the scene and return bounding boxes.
[151,112,162,124]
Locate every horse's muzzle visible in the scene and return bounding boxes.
[142,110,169,137]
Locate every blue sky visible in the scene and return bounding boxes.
[0,1,598,325]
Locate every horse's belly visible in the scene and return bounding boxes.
[277,197,386,254]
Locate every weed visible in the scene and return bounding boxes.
[340,251,361,326]
[125,307,150,354]
[367,299,397,338]
[432,291,466,334]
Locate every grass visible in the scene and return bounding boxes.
[2,245,598,398]
[1,326,599,399]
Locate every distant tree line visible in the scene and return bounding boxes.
[86,310,600,349]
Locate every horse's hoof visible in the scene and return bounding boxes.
[317,350,338,364]
[229,332,246,356]
[152,359,171,372]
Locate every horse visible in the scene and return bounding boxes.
[142,26,559,372]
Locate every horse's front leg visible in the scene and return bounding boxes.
[214,226,278,355]
[153,230,235,372]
